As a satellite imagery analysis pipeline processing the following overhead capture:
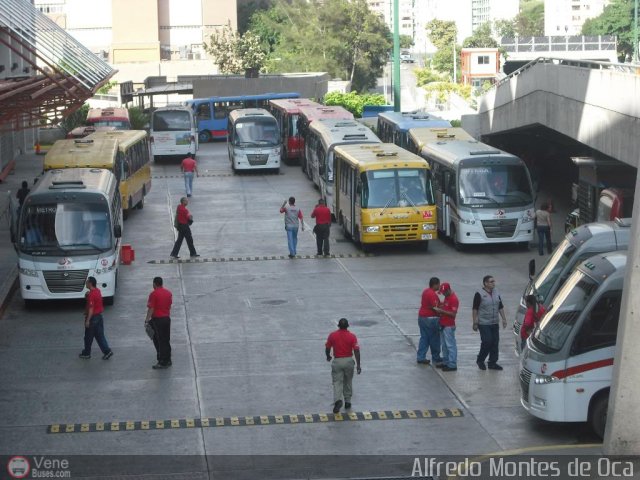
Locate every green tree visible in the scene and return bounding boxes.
[582,0,634,60]
[515,0,544,36]
[399,34,413,49]
[425,19,457,50]
[494,18,517,39]
[59,103,89,134]
[203,23,267,74]
[127,107,149,130]
[462,22,498,48]
[323,91,386,117]
[238,0,274,34]
[415,67,447,86]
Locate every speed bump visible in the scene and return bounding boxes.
[148,252,375,264]
[47,408,463,434]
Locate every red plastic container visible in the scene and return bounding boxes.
[121,244,135,265]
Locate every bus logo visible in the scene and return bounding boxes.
[7,456,30,478]
[422,211,433,219]
[496,209,505,216]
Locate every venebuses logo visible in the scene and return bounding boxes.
[7,456,30,479]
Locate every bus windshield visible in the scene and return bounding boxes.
[89,120,129,130]
[531,270,599,353]
[459,164,533,207]
[362,168,434,208]
[526,237,577,301]
[233,118,279,147]
[153,110,192,131]
[19,203,112,255]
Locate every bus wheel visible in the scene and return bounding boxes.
[137,188,146,209]
[104,296,114,306]
[590,392,609,439]
[123,209,129,221]
[198,130,211,143]
[420,241,429,251]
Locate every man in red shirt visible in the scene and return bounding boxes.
[434,282,459,371]
[79,276,113,360]
[145,276,173,369]
[417,277,443,366]
[310,198,332,256]
[170,197,199,259]
[325,318,361,413]
[181,153,199,197]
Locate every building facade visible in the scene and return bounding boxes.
[460,47,500,88]
[544,0,611,36]
[367,0,415,39]
[471,0,519,32]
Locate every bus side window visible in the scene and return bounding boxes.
[447,174,456,198]
[572,291,621,355]
[197,104,211,121]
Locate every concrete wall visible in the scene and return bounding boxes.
[462,62,640,168]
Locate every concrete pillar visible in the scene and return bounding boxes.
[604,171,640,454]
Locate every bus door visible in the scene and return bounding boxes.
[354,172,362,236]
[434,167,449,235]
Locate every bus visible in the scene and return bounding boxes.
[44,137,120,173]
[86,107,131,130]
[298,105,354,178]
[149,105,198,161]
[66,126,116,139]
[305,119,381,212]
[185,92,300,143]
[227,108,281,173]
[416,128,535,249]
[12,168,123,306]
[520,251,626,438]
[377,111,451,150]
[268,98,321,164]
[87,130,152,217]
[333,143,437,251]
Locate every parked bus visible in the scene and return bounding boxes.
[513,218,631,355]
[66,126,116,139]
[227,108,281,173]
[86,107,131,130]
[186,92,300,143]
[12,168,123,306]
[377,111,451,150]
[268,98,321,164]
[87,130,152,217]
[44,137,120,173]
[306,119,381,213]
[149,105,198,161]
[520,251,627,438]
[298,105,354,178]
[416,128,535,249]
[333,143,437,251]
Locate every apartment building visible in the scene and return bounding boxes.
[367,0,415,39]
[544,0,611,36]
[471,0,519,32]
[414,0,473,53]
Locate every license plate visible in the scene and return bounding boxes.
[421,234,433,240]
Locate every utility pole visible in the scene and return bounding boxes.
[393,0,401,112]
[634,0,639,63]
[453,39,457,84]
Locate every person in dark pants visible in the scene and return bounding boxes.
[145,276,173,369]
[416,277,443,366]
[170,197,199,259]
[472,275,507,371]
[311,198,331,256]
[535,202,553,256]
[79,277,113,360]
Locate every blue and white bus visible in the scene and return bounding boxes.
[377,111,451,150]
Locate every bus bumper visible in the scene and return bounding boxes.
[19,270,117,300]
[361,223,438,243]
[456,222,533,244]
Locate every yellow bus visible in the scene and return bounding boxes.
[43,137,120,172]
[333,143,437,251]
[87,130,152,217]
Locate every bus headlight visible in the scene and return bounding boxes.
[95,261,117,274]
[460,218,476,225]
[422,223,436,231]
[365,226,380,233]
[19,267,38,277]
[534,374,559,384]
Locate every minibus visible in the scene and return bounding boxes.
[227,108,281,173]
[149,105,198,161]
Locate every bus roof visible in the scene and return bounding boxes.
[30,168,118,200]
[87,130,148,151]
[334,143,428,171]
[309,119,380,149]
[44,138,119,170]
[152,105,192,113]
[420,138,521,167]
[228,108,276,122]
[87,107,130,121]
[188,92,300,105]
[378,111,451,132]
[578,251,627,284]
[268,98,320,113]
[409,127,474,151]
[298,105,354,123]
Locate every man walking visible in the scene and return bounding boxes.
[416,277,443,366]
[145,276,173,369]
[434,283,459,372]
[326,318,361,413]
[181,153,198,197]
[311,198,331,256]
[79,277,113,360]
[472,275,507,371]
[170,197,199,259]
[280,196,304,258]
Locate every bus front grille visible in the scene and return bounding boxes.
[520,367,532,403]
[43,270,89,293]
[247,154,269,166]
[481,219,518,238]
[382,224,418,241]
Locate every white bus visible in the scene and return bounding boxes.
[306,119,381,212]
[12,168,123,306]
[520,251,626,438]
[227,108,281,173]
[150,106,198,161]
[415,128,535,249]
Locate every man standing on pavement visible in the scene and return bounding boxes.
[434,283,459,371]
[170,197,200,259]
[326,318,361,414]
[181,153,198,198]
[310,198,331,256]
[416,277,443,366]
[145,276,173,369]
[472,275,507,371]
[79,277,113,360]
[280,196,304,258]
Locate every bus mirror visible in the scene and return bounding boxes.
[114,225,122,238]
[528,259,536,278]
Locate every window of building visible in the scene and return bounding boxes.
[477,55,490,65]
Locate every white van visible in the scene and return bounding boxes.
[150,106,198,161]
[227,108,281,173]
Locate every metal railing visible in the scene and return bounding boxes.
[501,35,617,53]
